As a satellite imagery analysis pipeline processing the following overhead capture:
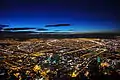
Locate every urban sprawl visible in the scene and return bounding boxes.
[0,38,120,80]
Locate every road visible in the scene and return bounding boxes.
[73,48,107,77]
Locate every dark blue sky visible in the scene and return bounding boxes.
[0,0,119,32]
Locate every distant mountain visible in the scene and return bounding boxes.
[0,31,119,40]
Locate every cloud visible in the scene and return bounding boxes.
[12,31,37,33]
[54,30,61,31]
[0,24,9,30]
[45,24,71,27]
[37,28,48,31]
[0,24,9,27]
[3,28,36,30]
[68,29,74,31]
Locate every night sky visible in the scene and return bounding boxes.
[0,0,119,33]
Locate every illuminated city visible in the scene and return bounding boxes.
[0,0,119,80]
[0,37,120,80]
